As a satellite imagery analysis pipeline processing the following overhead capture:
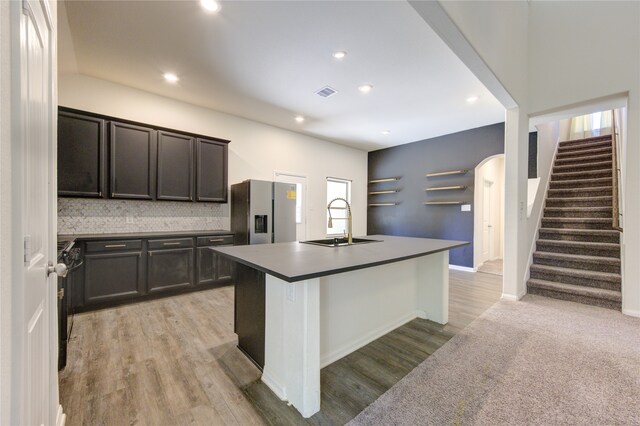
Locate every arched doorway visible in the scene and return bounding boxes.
[474,154,505,274]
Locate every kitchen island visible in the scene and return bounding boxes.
[214,235,467,418]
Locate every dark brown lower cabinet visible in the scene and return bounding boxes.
[197,246,217,286]
[217,249,234,281]
[72,233,233,312]
[147,247,194,293]
[83,251,144,306]
[197,244,234,285]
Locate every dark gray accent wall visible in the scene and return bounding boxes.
[367,123,505,268]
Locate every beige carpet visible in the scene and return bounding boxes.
[348,295,640,426]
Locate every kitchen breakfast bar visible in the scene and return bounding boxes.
[214,235,467,418]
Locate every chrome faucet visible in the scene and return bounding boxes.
[327,197,352,245]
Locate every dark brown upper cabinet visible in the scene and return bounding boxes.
[157,131,194,201]
[110,121,157,200]
[57,108,229,203]
[58,111,106,197]
[196,138,228,203]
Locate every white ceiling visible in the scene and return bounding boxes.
[59,1,505,152]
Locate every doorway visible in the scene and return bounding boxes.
[474,155,504,275]
[274,171,307,241]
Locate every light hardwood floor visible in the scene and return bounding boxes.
[59,270,502,425]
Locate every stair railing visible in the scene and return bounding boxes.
[611,109,623,231]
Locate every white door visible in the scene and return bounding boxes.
[13,1,59,424]
[482,179,493,263]
[274,172,307,241]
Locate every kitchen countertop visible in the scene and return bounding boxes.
[58,230,233,241]
[213,235,467,283]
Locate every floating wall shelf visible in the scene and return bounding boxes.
[425,185,467,191]
[425,169,468,178]
[424,201,465,205]
[368,203,398,207]
[368,190,399,195]
[369,177,401,183]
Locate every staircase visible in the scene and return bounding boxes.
[527,134,622,310]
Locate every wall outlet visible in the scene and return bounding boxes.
[461,204,471,212]
[125,216,134,224]
[206,217,215,223]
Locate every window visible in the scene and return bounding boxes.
[326,177,351,235]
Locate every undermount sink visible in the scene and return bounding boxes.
[301,237,382,247]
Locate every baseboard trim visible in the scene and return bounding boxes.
[501,293,523,301]
[449,264,477,273]
[622,308,640,318]
[261,369,287,401]
[56,405,66,426]
[320,311,419,368]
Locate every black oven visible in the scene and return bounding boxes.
[57,239,82,371]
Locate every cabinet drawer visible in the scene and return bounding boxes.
[197,235,234,246]
[85,239,142,253]
[148,237,194,250]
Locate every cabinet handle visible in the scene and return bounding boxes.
[209,239,225,242]
[163,242,181,246]
[104,244,126,248]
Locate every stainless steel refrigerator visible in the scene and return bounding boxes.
[231,180,297,245]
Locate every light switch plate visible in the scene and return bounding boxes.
[461,204,471,212]
[287,283,295,301]
[125,216,134,224]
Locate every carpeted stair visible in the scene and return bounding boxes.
[528,135,622,310]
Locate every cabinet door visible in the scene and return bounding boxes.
[58,111,106,197]
[147,248,194,293]
[110,121,157,199]
[196,246,233,285]
[84,251,144,306]
[216,245,234,282]
[157,131,194,201]
[196,138,227,202]
[197,246,216,286]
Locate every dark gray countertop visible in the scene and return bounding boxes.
[213,235,468,283]
[58,230,233,241]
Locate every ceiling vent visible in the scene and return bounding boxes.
[315,86,338,98]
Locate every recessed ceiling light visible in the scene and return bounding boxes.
[332,51,347,60]
[466,96,479,103]
[381,130,391,135]
[295,115,305,123]
[359,84,373,93]
[163,72,179,83]
[201,0,221,13]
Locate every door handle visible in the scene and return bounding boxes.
[47,262,68,278]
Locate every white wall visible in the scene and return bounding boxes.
[0,2,12,424]
[438,1,529,104]
[433,0,640,313]
[421,1,530,300]
[58,74,368,240]
[527,1,640,315]
[525,120,560,279]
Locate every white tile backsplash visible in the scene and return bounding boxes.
[58,198,227,234]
